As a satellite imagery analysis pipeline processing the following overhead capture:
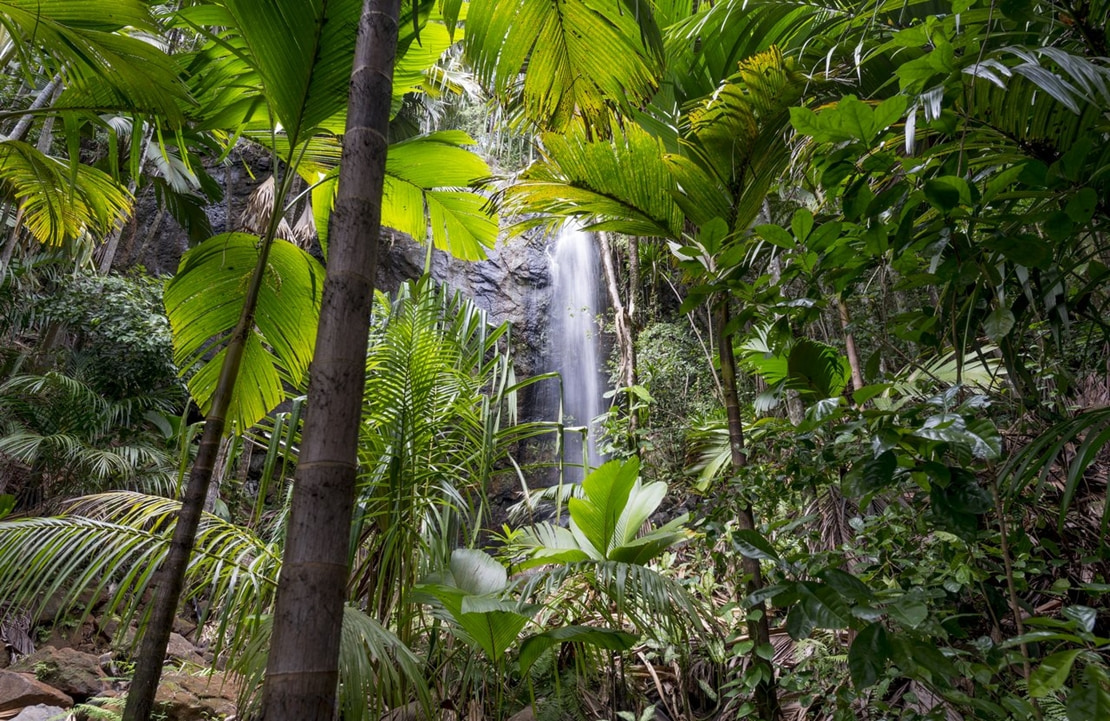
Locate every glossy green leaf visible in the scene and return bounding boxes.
[1030,649,1083,697]
[164,234,324,430]
[849,622,891,689]
[519,625,638,674]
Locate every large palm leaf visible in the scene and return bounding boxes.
[0,0,189,124]
[464,0,665,131]
[0,140,132,248]
[163,234,324,430]
[502,120,686,238]
[311,131,499,260]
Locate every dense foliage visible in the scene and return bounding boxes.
[1,0,1109,720]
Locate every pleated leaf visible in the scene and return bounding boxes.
[0,140,132,247]
[504,121,685,238]
[1,0,189,123]
[221,0,362,144]
[569,458,640,558]
[164,234,324,430]
[465,0,663,131]
[379,132,498,260]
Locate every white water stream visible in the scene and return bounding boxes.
[549,224,607,480]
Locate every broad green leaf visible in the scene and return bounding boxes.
[164,234,324,430]
[449,549,508,596]
[519,626,638,674]
[1062,605,1098,633]
[786,582,851,639]
[222,0,361,143]
[1030,649,1083,697]
[849,622,891,689]
[887,598,928,628]
[1067,667,1110,721]
[465,0,663,131]
[569,458,640,559]
[983,308,1015,341]
[733,529,780,562]
[381,133,498,260]
[791,208,814,243]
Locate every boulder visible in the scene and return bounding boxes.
[12,647,106,700]
[10,704,69,721]
[152,671,237,721]
[0,671,72,712]
[164,633,205,666]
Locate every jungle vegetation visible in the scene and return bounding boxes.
[1,0,1109,720]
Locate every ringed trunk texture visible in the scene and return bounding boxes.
[715,299,780,721]
[260,1,400,718]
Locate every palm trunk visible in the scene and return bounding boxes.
[120,162,296,721]
[4,74,62,143]
[261,1,400,718]
[715,298,780,721]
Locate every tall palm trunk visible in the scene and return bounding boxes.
[121,170,291,719]
[715,298,780,721]
[261,1,400,718]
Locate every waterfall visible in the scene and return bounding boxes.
[549,224,607,481]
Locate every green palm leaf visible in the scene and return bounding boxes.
[0,140,132,247]
[0,0,189,123]
[313,132,499,260]
[164,233,324,430]
[220,0,361,144]
[503,120,685,238]
[465,0,664,131]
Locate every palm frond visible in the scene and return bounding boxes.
[0,140,132,247]
[465,0,664,131]
[164,234,324,430]
[502,120,685,238]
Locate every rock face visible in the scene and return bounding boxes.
[10,705,68,721]
[12,647,107,701]
[0,671,73,712]
[153,671,238,721]
[378,229,553,380]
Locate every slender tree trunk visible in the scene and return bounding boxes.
[837,296,865,395]
[597,231,638,445]
[715,298,780,721]
[5,75,62,143]
[120,166,296,721]
[261,2,400,718]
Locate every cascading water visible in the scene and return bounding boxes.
[548,224,607,481]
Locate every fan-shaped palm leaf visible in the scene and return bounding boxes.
[465,0,664,131]
[0,140,132,247]
[502,120,685,238]
[163,234,324,430]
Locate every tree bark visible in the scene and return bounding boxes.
[260,1,400,718]
[715,298,780,721]
[4,74,62,143]
[837,296,865,396]
[597,231,638,446]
